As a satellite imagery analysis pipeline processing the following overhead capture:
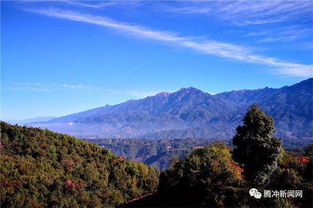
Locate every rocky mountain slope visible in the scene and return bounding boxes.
[30,78,313,141]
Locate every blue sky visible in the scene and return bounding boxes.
[1,0,312,120]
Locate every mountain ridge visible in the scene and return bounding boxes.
[29,78,313,141]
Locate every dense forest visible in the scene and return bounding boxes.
[1,105,312,208]
[0,122,159,208]
[89,137,309,171]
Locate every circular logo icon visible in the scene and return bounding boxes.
[249,188,262,199]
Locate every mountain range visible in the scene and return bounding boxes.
[29,78,313,141]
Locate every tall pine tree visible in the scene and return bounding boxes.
[233,104,283,185]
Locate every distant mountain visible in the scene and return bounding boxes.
[217,78,313,139]
[30,78,313,142]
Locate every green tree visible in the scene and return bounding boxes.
[158,143,243,207]
[233,104,283,185]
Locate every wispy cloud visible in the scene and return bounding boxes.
[4,82,162,98]
[243,25,311,43]
[5,82,50,92]
[66,1,116,9]
[59,83,95,90]
[166,0,312,25]
[24,8,313,77]
[259,27,310,43]
[239,19,284,26]
[4,82,94,92]
[16,0,136,9]
[7,87,50,92]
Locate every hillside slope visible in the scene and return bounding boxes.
[0,122,159,208]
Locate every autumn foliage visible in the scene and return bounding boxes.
[0,122,159,208]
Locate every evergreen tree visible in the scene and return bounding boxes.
[232,104,283,185]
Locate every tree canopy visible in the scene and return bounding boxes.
[233,104,283,185]
[0,122,159,208]
[156,143,243,207]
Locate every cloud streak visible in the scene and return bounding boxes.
[25,8,313,77]
[242,24,311,44]
[166,0,312,26]
[66,1,116,9]
[259,27,311,43]
[4,82,162,98]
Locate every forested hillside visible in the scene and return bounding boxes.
[89,137,310,171]
[0,122,159,208]
[91,138,216,170]
[125,105,313,208]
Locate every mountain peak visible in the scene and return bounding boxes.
[29,79,311,140]
[178,87,205,94]
[155,92,170,97]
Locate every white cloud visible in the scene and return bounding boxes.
[7,87,50,92]
[4,82,93,92]
[4,82,163,98]
[244,24,311,41]
[239,18,284,26]
[167,0,312,25]
[260,27,310,43]
[66,1,116,9]
[25,8,313,77]
[59,84,95,90]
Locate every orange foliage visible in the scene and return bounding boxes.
[228,161,244,173]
